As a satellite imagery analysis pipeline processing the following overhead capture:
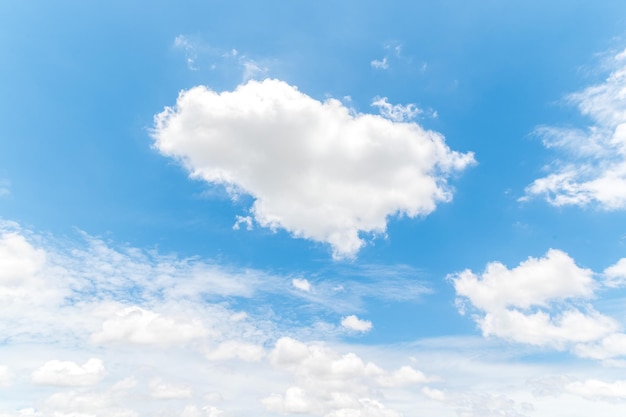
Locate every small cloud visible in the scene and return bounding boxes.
[371,42,404,71]
[292,278,311,292]
[205,340,265,362]
[378,365,428,386]
[522,48,626,209]
[371,97,421,122]
[241,58,268,81]
[233,215,253,231]
[0,179,9,197]
[604,258,626,288]
[173,35,199,70]
[566,378,626,400]
[32,358,105,387]
[341,314,372,332]
[111,376,137,391]
[0,365,13,387]
[230,311,248,321]
[370,57,388,70]
[422,386,446,401]
[149,377,193,399]
[91,306,208,347]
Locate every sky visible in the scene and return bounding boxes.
[3,0,626,416]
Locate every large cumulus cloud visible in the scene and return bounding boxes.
[152,79,474,258]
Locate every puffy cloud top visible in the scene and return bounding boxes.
[32,358,105,387]
[450,250,617,347]
[452,249,595,311]
[153,79,474,258]
[341,315,373,333]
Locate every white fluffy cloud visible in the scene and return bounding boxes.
[0,231,45,284]
[377,366,429,387]
[422,386,446,401]
[205,340,265,362]
[263,386,314,414]
[32,358,105,387]
[574,333,626,360]
[566,379,626,400]
[42,389,138,417]
[604,258,626,287]
[149,378,193,399]
[152,79,474,258]
[292,278,312,292]
[0,366,12,387]
[341,315,373,333]
[452,249,595,311]
[91,306,208,347]
[181,405,224,417]
[451,249,618,347]
[524,48,626,209]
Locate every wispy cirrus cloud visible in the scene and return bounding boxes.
[173,35,269,81]
[523,48,626,209]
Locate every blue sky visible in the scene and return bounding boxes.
[3,1,626,416]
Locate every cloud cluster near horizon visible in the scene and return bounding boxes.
[451,249,626,363]
[0,221,451,416]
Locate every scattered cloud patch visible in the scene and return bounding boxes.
[523,48,626,209]
[0,366,12,387]
[451,249,618,347]
[452,392,533,417]
[266,337,429,416]
[371,97,421,122]
[241,58,267,81]
[91,306,208,347]
[292,278,312,292]
[149,378,193,399]
[566,379,626,400]
[377,366,429,387]
[422,386,446,401]
[262,386,314,414]
[153,79,474,258]
[181,405,224,417]
[173,35,269,81]
[0,230,46,286]
[232,215,253,230]
[0,179,9,197]
[604,258,626,287]
[574,333,626,360]
[205,340,265,362]
[452,249,595,311]
[341,315,373,333]
[32,358,105,387]
[371,57,388,70]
